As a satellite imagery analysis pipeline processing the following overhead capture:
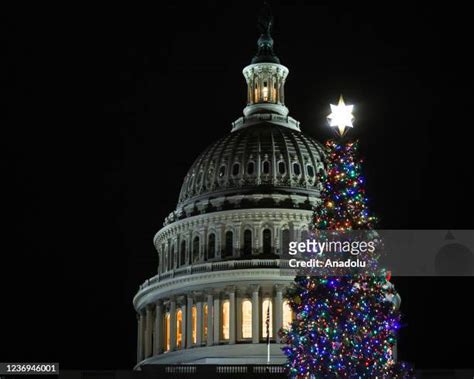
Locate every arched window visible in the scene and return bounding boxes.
[232,162,240,176]
[219,165,226,178]
[180,240,186,267]
[307,165,315,177]
[262,80,269,101]
[208,233,216,260]
[222,300,230,340]
[262,161,270,174]
[293,162,301,175]
[243,230,252,256]
[165,313,170,351]
[278,161,286,175]
[283,300,293,328]
[282,229,290,255]
[193,236,200,263]
[247,161,255,175]
[225,231,233,257]
[241,300,252,339]
[203,304,208,341]
[263,228,272,255]
[176,309,183,349]
[262,298,273,338]
[192,306,197,344]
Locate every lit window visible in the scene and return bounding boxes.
[203,304,208,341]
[165,313,170,351]
[241,300,252,338]
[222,300,230,340]
[262,298,273,338]
[283,300,293,328]
[176,309,183,349]
[262,81,269,101]
[192,306,197,344]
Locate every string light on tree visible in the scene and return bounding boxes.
[279,97,413,377]
[327,95,355,136]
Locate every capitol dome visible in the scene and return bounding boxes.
[133,8,326,369]
[174,123,325,221]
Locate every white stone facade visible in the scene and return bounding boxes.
[133,208,316,366]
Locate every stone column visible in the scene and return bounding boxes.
[196,296,203,346]
[227,286,236,344]
[186,295,193,348]
[234,226,241,257]
[253,224,259,253]
[181,300,187,351]
[206,292,213,346]
[273,225,280,254]
[274,285,284,342]
[169,297,177,351]
[137,312,144,363]
[236,288,243,341]
[144,306,153,358]
[153,301,163,355]
[213,291,221,344]
[251,285,260,343]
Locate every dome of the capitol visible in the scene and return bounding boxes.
[175,123,325,218]
[134,6,327,368]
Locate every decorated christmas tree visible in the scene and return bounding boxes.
[280,97,412,378]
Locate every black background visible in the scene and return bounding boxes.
[3,1,474,370]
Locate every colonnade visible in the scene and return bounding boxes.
[136,284,290,363]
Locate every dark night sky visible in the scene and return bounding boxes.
[3,1,474,371]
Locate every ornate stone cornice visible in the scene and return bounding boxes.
[133,268,292,311]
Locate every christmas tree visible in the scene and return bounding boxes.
[280,98,412,378]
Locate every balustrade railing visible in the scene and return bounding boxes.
[139,259,289,290]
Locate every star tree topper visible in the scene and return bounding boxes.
[327,95,355,136]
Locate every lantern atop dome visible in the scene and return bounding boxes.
[242,3,289,118]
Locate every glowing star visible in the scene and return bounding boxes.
[327,95,354,136]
